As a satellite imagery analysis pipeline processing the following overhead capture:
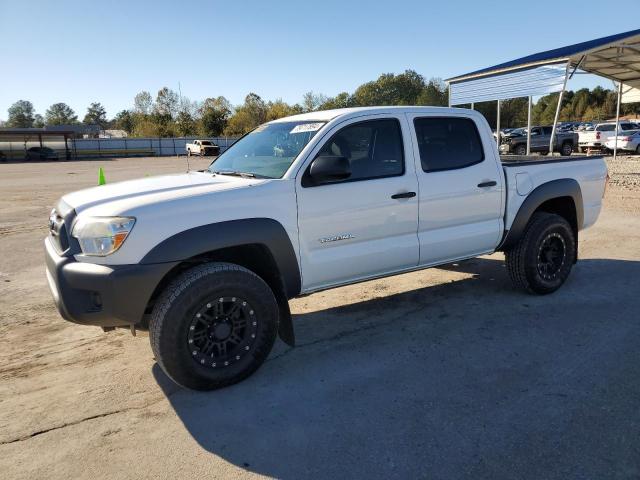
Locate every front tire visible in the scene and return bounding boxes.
[505,212,576,294]
[150,262,279,390]
[514,144,527,156]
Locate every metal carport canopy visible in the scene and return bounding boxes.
[446,28,640,158]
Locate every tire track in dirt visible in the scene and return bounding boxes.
[0,224,45,237]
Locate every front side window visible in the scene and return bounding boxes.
[208,121,325,178]
[314,119,404,182]
[414,117,484,172]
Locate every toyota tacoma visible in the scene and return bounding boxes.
[45,107,608,390]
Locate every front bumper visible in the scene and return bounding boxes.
[499,143,512,154]
[44,236,177,327]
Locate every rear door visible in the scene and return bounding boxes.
[406,112,504,265]
[295,114,419,291]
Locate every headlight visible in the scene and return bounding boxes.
[72,216,135,256]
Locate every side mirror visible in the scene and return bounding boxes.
[308,155,351,185]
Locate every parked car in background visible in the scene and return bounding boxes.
[578,122,637,152]
[557,122,577,132]
[186,140,220,156]
[577,122,594,131]
[499,126,577,156]
[26,147,58,160]
[604,130,640,153]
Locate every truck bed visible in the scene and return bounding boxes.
[500,155,604,166]
[500,154,608,235]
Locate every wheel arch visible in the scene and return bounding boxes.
[140,218,301,345]
[499,178,583,253]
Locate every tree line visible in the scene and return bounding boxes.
[3,70,639,136]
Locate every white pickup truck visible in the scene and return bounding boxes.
[185,139,220,156]
[578,121,637,152]
[45,106,608,390]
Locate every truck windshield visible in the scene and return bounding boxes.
[208,121,325,178]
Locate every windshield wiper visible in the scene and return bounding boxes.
[211,170,270,179]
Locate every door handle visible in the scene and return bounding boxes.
[477,181,497,188]
[391,191,416,199]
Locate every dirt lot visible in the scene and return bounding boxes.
[1,155,639,479]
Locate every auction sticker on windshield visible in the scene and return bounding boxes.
[290,122,324,134]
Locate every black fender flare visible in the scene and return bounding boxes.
[140,218,301,346]
[141,218,301,297]
[499,178,583,251]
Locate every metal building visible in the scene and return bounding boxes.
[0,128,75,161]
[447,28,640,159]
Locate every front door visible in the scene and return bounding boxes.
[530,126,547,151]
[296,115,420,291]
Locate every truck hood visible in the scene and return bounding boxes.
[62,171,259,214]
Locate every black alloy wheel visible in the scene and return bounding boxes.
[187,296,258,369]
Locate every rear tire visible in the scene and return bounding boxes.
[150,262,279,390]
[561,141,573,156]
[505,212,576,294]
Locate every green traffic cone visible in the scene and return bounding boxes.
[98,167,106,186]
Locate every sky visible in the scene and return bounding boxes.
[0,0,637,121]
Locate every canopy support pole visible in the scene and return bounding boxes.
[526,96,533,155]
[549,63,571,155]
[614,81,623,160]
[496,100,500,150]
[470,103,474,110]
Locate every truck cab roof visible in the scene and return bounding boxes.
[267,106,476,124]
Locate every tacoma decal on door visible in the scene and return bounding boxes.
[318,234,356,243]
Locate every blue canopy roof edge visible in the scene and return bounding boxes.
[447,27,640,83]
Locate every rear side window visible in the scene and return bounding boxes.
[621,123,634,130]
[315,119,404,182]
[414,117,484,172]
[596,124,615,132]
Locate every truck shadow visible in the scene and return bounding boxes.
[153,256,640,479]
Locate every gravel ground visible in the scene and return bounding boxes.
[0,155,639,479]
